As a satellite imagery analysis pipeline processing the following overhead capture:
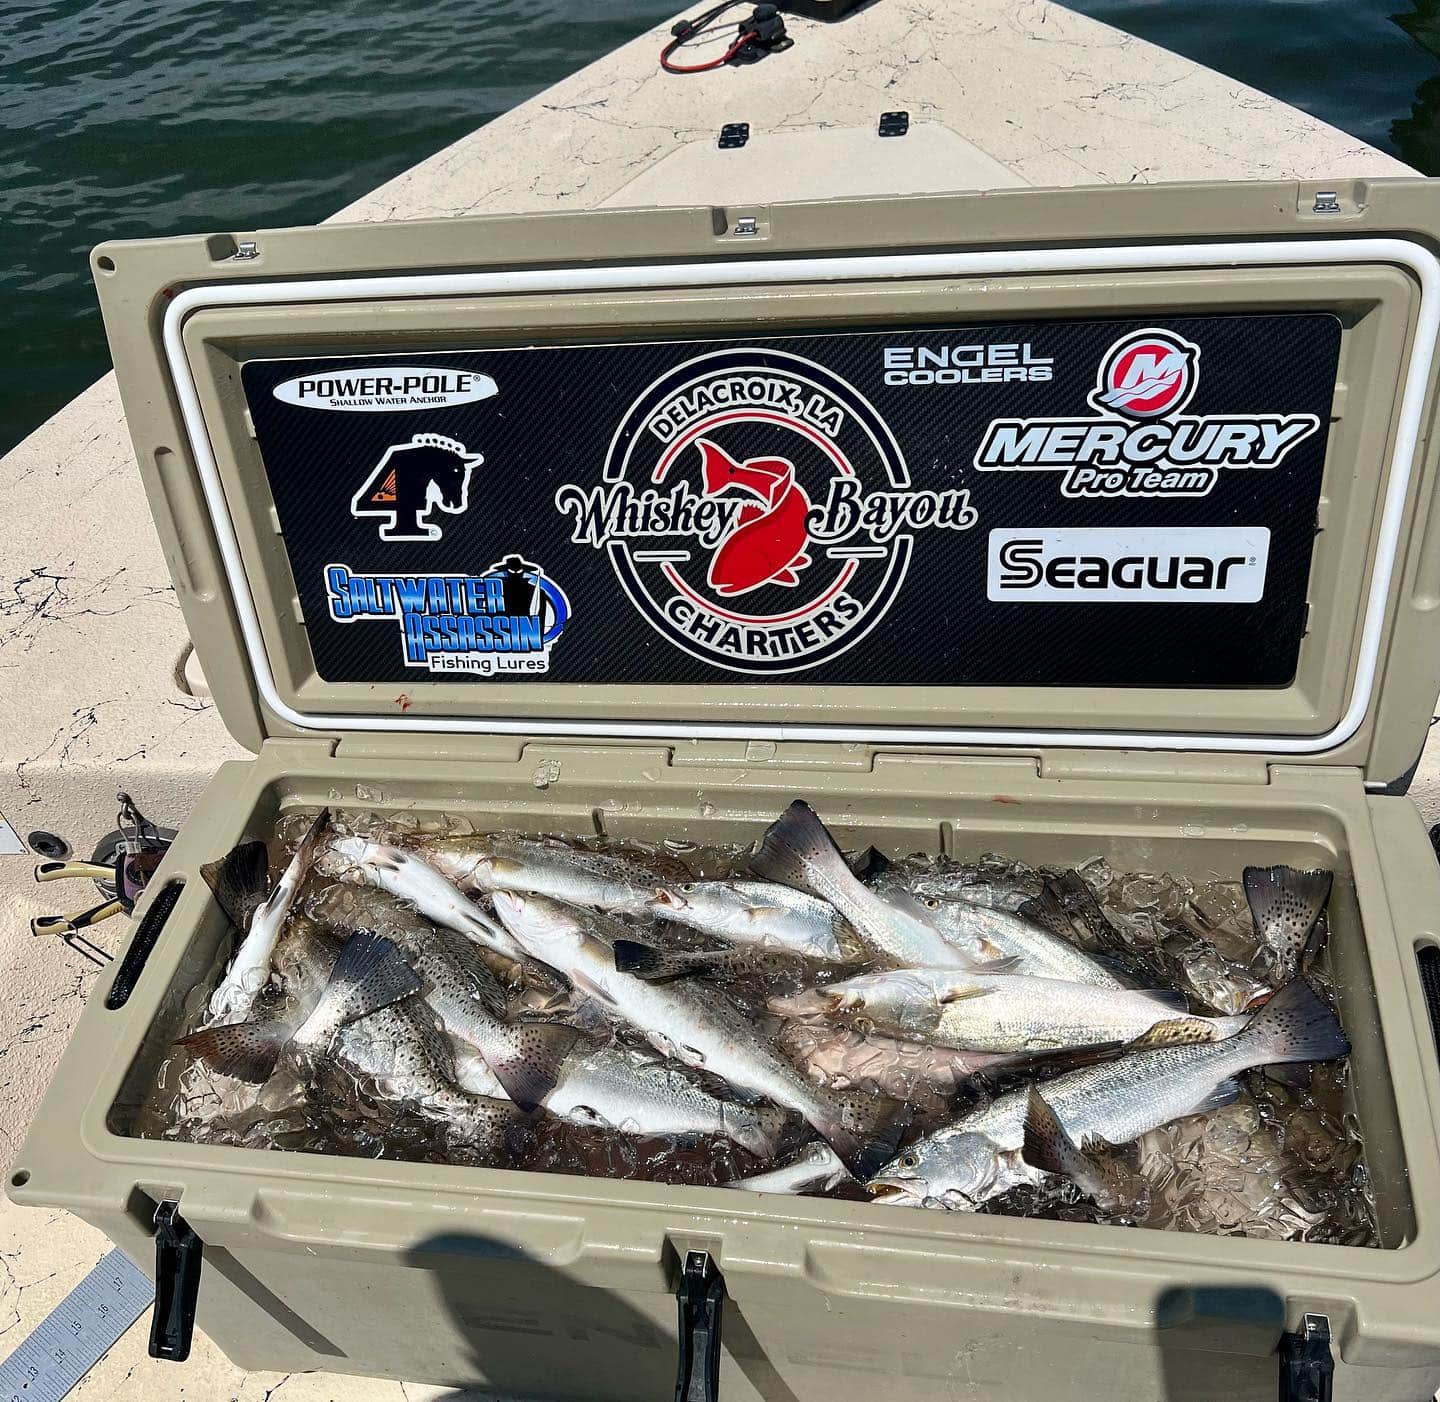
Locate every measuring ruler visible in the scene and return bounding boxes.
[0,1249,154,1402]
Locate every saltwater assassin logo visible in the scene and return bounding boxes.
[972,328,1321,498]
[554,349,977,673]
[324,556,570,675]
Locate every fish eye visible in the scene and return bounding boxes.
[924,898,940,909]
[680,883,697,893]
[899,1152,920,1170]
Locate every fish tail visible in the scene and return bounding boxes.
[313,930,422,1029]
[613,939,741,982]
[1235,978,1349,1065]
[1017,883,1076,943]
[1020,1088,1120,1210]
[449,1094,536,1156]
[807,1088,910,1181]
[725,1103,788,1159]
[1020,1086,1082,1179]
[1054,871,1123,949]
[291,807,331,870]
[1243,865,1333,977]
[200,840,270,931]
[751,800,850,897]
[177,1019,290,1083]
[485,1021,584,1112]
[847,845,891,882]
[613,938,701,982]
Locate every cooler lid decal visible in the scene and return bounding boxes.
[240,313,1340,689]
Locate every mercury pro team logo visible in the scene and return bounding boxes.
[1090,329,1198,418]
[974,327,1319,498]
[554,349,977,673]
[324,556,569,675]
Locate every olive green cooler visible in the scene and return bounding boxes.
[12,180,1440,1400]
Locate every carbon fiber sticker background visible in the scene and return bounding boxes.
[240,312,1341,687]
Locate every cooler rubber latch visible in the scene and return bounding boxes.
[150,1200,203,1362]
[1278,1313,1334,1401]
[674,1250,725,1401]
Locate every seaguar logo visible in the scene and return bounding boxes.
[987,527,1270,603]
[553,348,978,674]
[973,328,1320,498]
[324,556,570,675]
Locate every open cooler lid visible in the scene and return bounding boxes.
[94,179,1440,783]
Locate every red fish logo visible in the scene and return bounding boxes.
[697,440,813,596]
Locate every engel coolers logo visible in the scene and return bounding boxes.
[987,527,1270,603]
[324,556,570,675]
[273,366,498,413]
[882,341,1054,386]
[554,348,978,673]
[973,328,1320,498]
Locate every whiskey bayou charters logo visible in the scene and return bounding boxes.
[553,348,978,673]
[324,556,570,675]
[972,328,1320,498]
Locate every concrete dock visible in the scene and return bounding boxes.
[0,0,1427,1395]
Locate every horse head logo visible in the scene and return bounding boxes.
[352,433,483,541]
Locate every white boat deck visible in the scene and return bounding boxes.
[0,1,1425,1395]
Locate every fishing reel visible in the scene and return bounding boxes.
[30,792,175,961]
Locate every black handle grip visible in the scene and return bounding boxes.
[1279,1314,1334,1402]
[150,1200,203,1362]
[675,1251,724,1402]
[106,878,183,1009]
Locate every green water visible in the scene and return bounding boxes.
[4,0,1440,458]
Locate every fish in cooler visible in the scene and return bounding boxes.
[163,796,1363,1245]
[770,965,1246,1054]
[866,979,1349,1210]
[646,879,854,960]
[425,834,681,917]
[729,1141,853,1195]
[180,928,423,1083]
[909,893,1130,989]
[202,809,329,1019]
[318,836,528,962]
[491,888,905,1176]
[751,800,969,968]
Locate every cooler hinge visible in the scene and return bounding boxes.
[1039,751,1271,786]
[1266,764,1367,795]
[331,734,525,764]
[259,736,340,762]
[672,740,879,771]
[673,742,1044,779]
